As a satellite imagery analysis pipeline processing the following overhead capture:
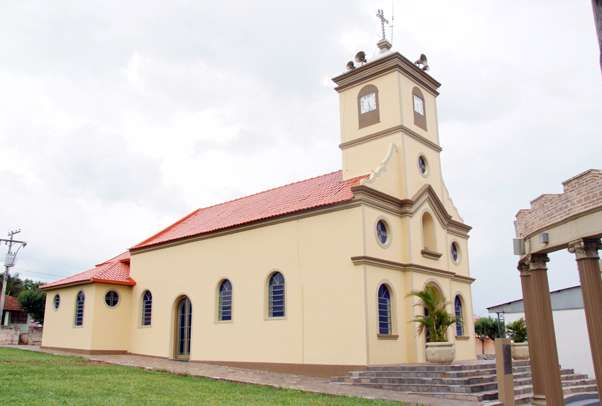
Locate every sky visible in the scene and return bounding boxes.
[0,1,600,315]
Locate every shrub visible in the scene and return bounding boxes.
[506,318,528,343]
[18,288,46,324]
[474,317,503,340]
[408,286,455,342]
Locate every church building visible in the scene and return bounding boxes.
[41,37,476,375]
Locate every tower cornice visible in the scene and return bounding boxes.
[332,52,441,95]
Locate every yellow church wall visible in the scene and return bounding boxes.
[409,201,471,280]
[127,206,369,366]
[89,285,132,351]
[338,69,440,149]
[446,234,471,278]
[41,49,477,370]
[407,272,476,363]
[362,205,407,263]
[450,279,477,361]
[401,136,444,201]
[42,285,96,350]
[341,131,402,185]
[359,203,475,364]
[338,72,402,145]
[364,264,406,364]
[398,74,440,146]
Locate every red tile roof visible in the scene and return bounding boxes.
[4,296,23,312]
[41,252,134,290]
[132,170,366,250]
[42,170,366,290]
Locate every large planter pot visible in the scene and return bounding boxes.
[425,342,455,363]
[511,342,529,360]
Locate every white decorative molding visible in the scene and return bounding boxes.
[362,143,398,185]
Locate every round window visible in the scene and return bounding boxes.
[418,155,428,176]
[105,291,119,307]
[53,294,60,310]
[451,242,460,263]
[376,220,389,246]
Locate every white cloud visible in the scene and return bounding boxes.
[0,0,600,317]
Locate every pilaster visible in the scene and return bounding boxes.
[568,238,602,397]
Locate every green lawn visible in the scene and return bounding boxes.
[0,348,401,405]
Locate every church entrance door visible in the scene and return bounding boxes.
[174,296,192,361]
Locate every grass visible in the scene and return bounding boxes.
[0,348,402,405]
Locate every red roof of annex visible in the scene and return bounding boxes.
[42,171,365,290]
[4,296,24,312]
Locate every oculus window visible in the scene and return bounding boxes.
[451,242,460,263]
[376,220,390,247]
[105,290,119,307]
[418,155,428,176]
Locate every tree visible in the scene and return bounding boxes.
[0,272,42,297]
[474,317,504,354]
[475,317,500,340]
[18,287,46,324]
[506,318,528,343]
[0,272,24,296]
[408,285,456,342]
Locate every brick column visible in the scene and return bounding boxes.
[526,254,564,406]
[518,262,545,401]
[568,238,602,396]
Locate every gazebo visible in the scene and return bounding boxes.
[514,169,602,405]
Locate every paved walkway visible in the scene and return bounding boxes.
[5,345,477,405]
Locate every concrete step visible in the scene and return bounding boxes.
[482,388,600,405]
[337,369,581,388]
[332,361,596,405]
[346,365,534,380]
[336,374,596,398]
[365,360,530,373]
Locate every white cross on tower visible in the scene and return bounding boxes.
[376,9,389,41]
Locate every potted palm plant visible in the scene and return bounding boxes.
[506,318,529,360]
[408,286,456,363]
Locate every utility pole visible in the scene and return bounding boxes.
[593,0,602,73]
[0,229,27,327]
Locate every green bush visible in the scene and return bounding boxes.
[506,318,528,343]
[474,317,504,340]
[408,286,455,342]
[18,287,46,323]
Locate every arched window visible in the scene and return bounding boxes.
[142,290,152,326]
[378,284,392,335]
[357,84,380,128]
[53,294,60,310]
[268,272,285,318]
[455,295,464,336]
[422,212,437,252]
[218,280,232,321]
[412,86,427,130]
[74,291,85,326]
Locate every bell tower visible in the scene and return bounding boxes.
[331,38,450,207]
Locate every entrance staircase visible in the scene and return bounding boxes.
[332,360,598,405]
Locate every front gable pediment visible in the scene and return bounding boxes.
[351,183,471,237]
